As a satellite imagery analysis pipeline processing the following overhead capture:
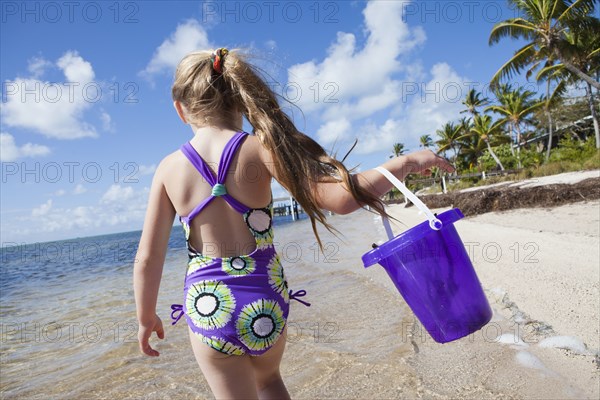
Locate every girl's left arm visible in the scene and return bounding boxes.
[133,163,176,356]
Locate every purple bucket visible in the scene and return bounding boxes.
[362,168,492,343]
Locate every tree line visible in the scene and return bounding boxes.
[391,0,599,178]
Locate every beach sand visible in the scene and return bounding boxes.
[277,194,599,399]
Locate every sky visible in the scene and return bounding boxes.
[1,0,541,244]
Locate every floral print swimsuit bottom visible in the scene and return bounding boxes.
[170,131,309,356]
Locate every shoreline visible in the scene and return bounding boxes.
[388,169,600,217]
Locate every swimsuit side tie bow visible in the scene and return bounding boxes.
[289,289,311,307]
[170,304,184,325]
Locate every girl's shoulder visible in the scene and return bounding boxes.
[243,133,272,164]
[152,149,187,182]
[153,134,271,181]
[160,149,186,168]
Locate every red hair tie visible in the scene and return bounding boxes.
[211,48,229,74]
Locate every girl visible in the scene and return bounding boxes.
[133,48,454,399]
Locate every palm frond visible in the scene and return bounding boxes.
[549,0,565,21]
[490,43,538,87]
[557,0,596,23]
[549,79,568,102]
[489,19,537,46]
[536,63,565,80]
[520,101,545,116]
[486,105,512,118]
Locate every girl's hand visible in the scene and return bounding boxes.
[404,150,455,176]
[137,314,165,357]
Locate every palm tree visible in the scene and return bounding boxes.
[457,116,473,140]
[419,134,433,148]
[471,115,507,170]
[489,0,599,90]
[536,19,600,148]
[388,143,408,200]
[486,84,544,167]
[534,61,568,160]
[389,143,407,158]
[458,132,488,171]
[435,122,464,171]
[460,89,489,116]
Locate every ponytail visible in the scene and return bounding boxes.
[172,49,387,247]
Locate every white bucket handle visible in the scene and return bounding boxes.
[375,166,442,240]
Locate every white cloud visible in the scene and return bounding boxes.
[138,164,157,176]
[1,51,104,140]
[352,118,404,155]
[0,132,50,162]
[141,19,211,77]
[101,184,136,204]
[3,185,151,241]
[284,0,452,154]
[54,189,66,196]
[27,56,52,78]
[73,184,87,195]
[271,181,289,201]
[287,0,425,114]
[564,81,588,99]
[265,40,277,50]
[352,63,471,154]
[31,199,53,217]
[100,111,115,132]
[316,118,351,145]
[320,79,403,123]
[282,0,473,156]
[56,51,94,83]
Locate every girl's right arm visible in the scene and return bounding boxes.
[260,142,454,215]
[133,161,176,356]
[314,149,454,214]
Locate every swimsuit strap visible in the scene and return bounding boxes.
[180,142,217,186]
[217,131,247,183]
[180,132,251,224]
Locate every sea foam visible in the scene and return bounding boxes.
[537,336,590,355]
[515,351,550,372]
[495,333,528,347]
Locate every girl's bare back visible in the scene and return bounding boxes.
[161,128,272,258]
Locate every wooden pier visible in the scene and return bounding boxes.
[272,196,304,220]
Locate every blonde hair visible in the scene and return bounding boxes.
[172,49,386,246]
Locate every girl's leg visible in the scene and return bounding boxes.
[249,327,290,400]
[188,329,258,400]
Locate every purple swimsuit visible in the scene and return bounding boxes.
[170,131,309,356]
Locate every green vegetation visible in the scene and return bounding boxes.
[393,0,599,196]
